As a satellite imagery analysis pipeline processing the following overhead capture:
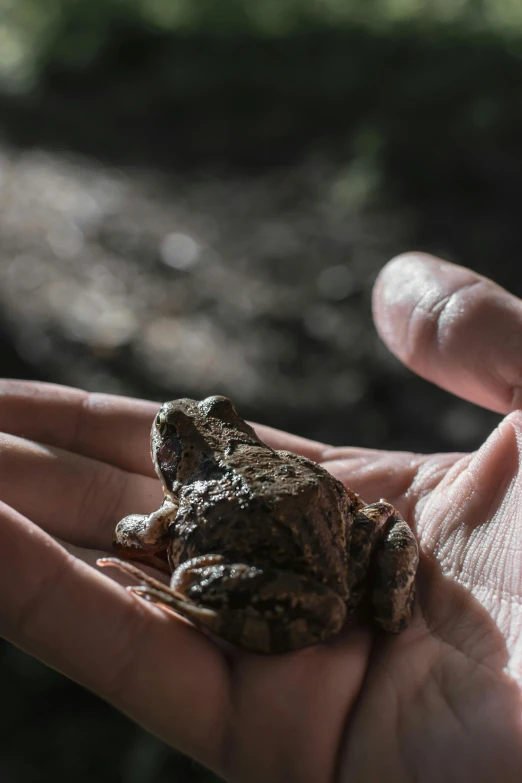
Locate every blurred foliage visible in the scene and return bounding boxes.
[3,0,522,91]
[0,0,521,202]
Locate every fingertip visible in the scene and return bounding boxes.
[373,252,454,350]
[373,252,441,299]
[371,252,522,414]
[499,408,522,436]
[372,251,483,362]
[372,253,421,355]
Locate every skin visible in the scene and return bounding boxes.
[100,396,418,652]
[1,253,522,782]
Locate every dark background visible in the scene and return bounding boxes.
[1,1,521,780]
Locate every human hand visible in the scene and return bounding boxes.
[1,253,522,782]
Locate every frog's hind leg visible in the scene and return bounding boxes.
[347,501,418,632]
[102,555,347,653]
[371,504,419,633]
[347,501,397,610]
[171,557,348,653]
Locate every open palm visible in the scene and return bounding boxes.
[1,254,522,783]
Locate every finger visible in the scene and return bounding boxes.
[320,446,463,521]
[252,423,328,462]
[415,410,522,679]
[0,381,329,468]
[0,502,230,772]
[0,426,447,549]
[0,433,161,548]
[321,447,424,512]
[373,253,522,415]
[0,380,159,476]
[0,429,379,552]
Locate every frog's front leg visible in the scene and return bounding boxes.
[99,555,346,654]
[112,498,178,571]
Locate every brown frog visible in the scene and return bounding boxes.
[98,396,418,653]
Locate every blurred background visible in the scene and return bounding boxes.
[1,0,521,780]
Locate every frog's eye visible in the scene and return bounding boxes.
[200,395,236,420]
[156,413,170,436]
[157,409,181,437]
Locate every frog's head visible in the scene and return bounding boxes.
[151,398,205,489]
[151,396,260,489]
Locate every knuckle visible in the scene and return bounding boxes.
[77,460,129,538]
[65,390,106,454]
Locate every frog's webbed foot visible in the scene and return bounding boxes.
[97,556,220,629]
[112,499,178,571]
[349,501,418,633]
[99,555,346,654]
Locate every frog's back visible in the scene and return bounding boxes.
[173,444,357,598]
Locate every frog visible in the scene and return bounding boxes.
[98,395,418,654]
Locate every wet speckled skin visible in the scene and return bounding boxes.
[101,396,418,653]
